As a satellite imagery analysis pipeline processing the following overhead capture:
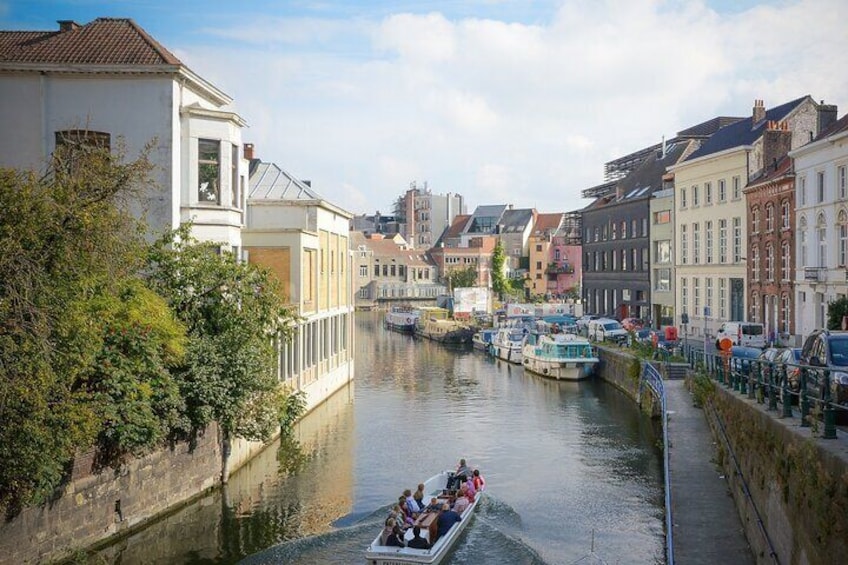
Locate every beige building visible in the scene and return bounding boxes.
[243,149,355,413]
[671,97,833,338]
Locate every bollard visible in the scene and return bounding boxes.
[799,367,810,427]
[781,365,792,418]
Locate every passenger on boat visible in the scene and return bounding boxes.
[398,498,417,523]
[452,491,470,514]
[404,488,422,514]
[392,503,412,528]
[435,502,462,541]
[463,477,476,500]
[425,497,441,512]
[449,458,471,490]
[386,524,406,547]
[407,525,431,550]
[472,469,486,492]
[412,483,426,510]
[381,517,396,545]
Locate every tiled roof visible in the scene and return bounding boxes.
[676,116,744,139]
[746,155,792,188]
[685,96,812,162]
[248,161,325,201]
[350,232,432,266]
[533,213,564,234]
[444,214,471,238]
[0,18,182,66]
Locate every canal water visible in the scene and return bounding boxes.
[96,313,665,564]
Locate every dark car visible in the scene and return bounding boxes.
[729,346,763,376]
[757,347,802,401]
[799,330,848,408]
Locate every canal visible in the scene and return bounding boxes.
[96,313,665,564]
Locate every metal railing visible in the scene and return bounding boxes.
[640,362,673,565]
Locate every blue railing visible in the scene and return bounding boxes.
[640,362,673,565]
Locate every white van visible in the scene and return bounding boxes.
[715,322,766,349]
[588,318,629,344]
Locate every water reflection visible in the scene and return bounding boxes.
[96,313,664,564]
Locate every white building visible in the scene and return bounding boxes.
[791,114,848,336]
[0,18,247,248]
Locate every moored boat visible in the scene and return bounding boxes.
[385,307,419,334]
[491,326,526,364]
[522,332,598,380]
[471,328,497,351]
[415,307,473,344]
[365,470,483,565]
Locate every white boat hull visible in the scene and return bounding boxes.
[521,333,598,381]
[490,328,525,364]
[364,471,483,565]
[385,311,418,334]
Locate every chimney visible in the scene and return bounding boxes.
[762,120,792,175]
[817,101,838,134]
[243,143,255,161]
[752,99,766,125]
[57,20,79,32]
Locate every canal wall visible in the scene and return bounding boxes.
[596,346,662,418]
[703,380,848,565]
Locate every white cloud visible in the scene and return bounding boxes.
[181,0,848,215]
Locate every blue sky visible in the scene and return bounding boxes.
[2,1,846,215]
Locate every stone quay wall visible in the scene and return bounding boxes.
[596,346,662,418]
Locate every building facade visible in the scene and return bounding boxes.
[394,182,465,249]
[0,18,248,248]
[649,185,675,327]
[243,154,354,413]
[791,114,848,337]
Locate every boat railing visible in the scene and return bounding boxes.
[640,362,673,565]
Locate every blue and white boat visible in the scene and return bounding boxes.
[385,307,420,334]
[471,328,497,351]
[522,332,598,380]
[490,327,526,364]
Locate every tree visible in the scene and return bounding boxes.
[827,296,848,331]
[491,240,508,295]
[145,225,303,444]
[0,140,156,513]
[446,266,477,289]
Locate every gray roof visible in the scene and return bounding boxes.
[500,208,534,232]
[248,161,325,201]
[466,204,507,234]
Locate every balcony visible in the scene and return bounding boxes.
[804,267,824,281]
[546,262,575,274]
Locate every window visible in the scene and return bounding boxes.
[54,129,111,174]
[655,240,671,264]
[602,224,608,241]
[642,218,648,237]
[654,210,670,224]
[621,248,627,271]
[766,244,774,280]
[765,203,774,232]
[694,277,701,312]
[705,182,712,205]
[536,261,542,270]
[611,223,617,240]
[620,221,627,239]
[55,129,111,151]
[680,187,687,208]
[782,241,791,281]
[584,252,590,271]
[817,171,825,203]
[706,221,713,264]
[536,244,543,252]
[681,277,688,314]
[631,219,637,238]
[613,249,618,270]
[681,224,688,265]
[733,217,742,262]
[841,210,848,266]
[840,165,847,200]
[198,139,221,203]
[781,199,790,229]
[752,206,760,234]
[818,214,827,267]
[594,227,599,242]
[751,293,759,322]
[781,293,791,334]
[631,248,637,271]
[752,245,760,281]
[719,219,727,263]
[359,265,368,276]
[718,179,726,202]
[641,248,649,271]
[655,268,671,291]
[693,223,700,264]
[719,278,727,319]
[693,185,700,207]
[706,278,713,315]
[231,144,239,207]
[732,176,741,200]
[799,217,808,266]
[554,249,561,261]
[799,176,806,206]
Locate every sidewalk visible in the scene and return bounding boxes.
[665,379,755,564]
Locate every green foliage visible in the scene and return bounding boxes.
[145,225,299,440]
[826,296,848,330]
[691,370,715,408]
[491,240,508,295]
[446,266,477,289]
[0,142,154,513]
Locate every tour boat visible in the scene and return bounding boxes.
[385,307,419,334]
[522,332,599,380]
[365,470,483,565]
[490,326,526,364]
[471,328,497,351]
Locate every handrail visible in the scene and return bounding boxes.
[641,362,673,565]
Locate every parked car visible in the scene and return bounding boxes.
[576,314,599,329]
[621,317,645,332]
[799,330,848,411]
[715,321,766,349]
[757,347,802,402]
[587,318,628,344]
[729,346,764,377]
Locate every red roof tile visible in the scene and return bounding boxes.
[0,18,182,66]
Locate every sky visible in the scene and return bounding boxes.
[2,1,847,216]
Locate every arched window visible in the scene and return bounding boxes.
[751,245,760,282]
[751,292,760,322]
[781,199,791,229]
[817,213,827,267]
[781,241,791,281]
[752,206,761,233]
[765,244,774,281]
[840,210,848,266]
[765,203,775,232]
[799,216,808,266]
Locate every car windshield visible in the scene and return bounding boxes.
[743,325,763,335]
[829,338,848,366]
[604,322,622,330]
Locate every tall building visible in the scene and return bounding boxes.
[393,182,465,248]
[0,18,248,248]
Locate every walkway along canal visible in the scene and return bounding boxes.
[94,312,665,564]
